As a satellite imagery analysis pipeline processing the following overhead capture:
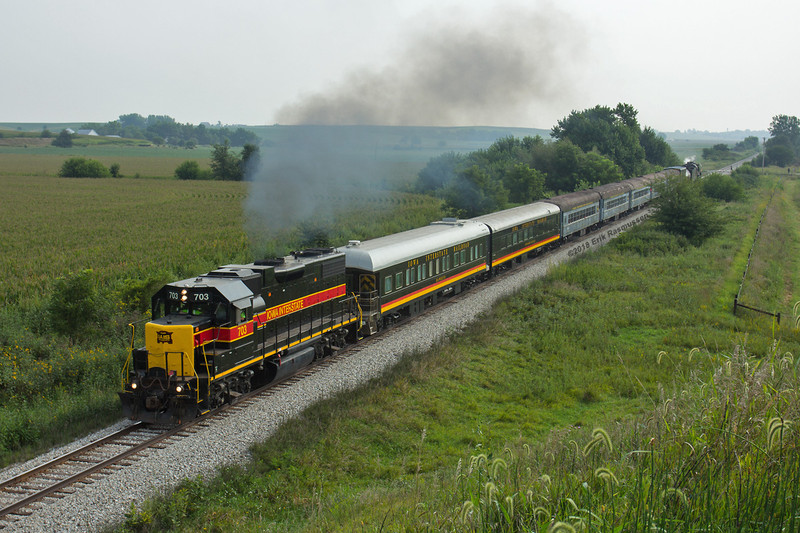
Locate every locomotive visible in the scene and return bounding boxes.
[120,165,691,424]
[119,248,358,424]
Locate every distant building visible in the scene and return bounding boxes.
[77,129,98,136]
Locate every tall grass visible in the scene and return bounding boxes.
[453,344,800,531]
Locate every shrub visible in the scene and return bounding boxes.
[175,160,211,180]
[110,163,121,177]
[612,225,689,256]
[653,176,723,245]
[59,157,110,178]
[731,163,760,188]
[701,172,744,202]
[46,269,109,340]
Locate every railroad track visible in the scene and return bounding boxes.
[0,423,171,527]
[0,328,389,527]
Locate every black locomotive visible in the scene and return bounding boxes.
[120,248,357,424]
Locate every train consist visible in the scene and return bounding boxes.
[120,165,693,424]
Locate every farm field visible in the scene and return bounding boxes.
[117,172,800,531]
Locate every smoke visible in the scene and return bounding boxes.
[246,4,585,255]
[276,4,584,126]
[244,126,387,255]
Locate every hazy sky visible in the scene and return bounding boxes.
[2,0,795,132]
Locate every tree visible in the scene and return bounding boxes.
[109,163,121,178]
[52,129,73,148]
[416,152,463,193]
[653,176,722,245]
[768,115,800,139]
[766,144,794,167]
[240,143,261,179]
[640,126,680,167]
[504,163,545,203]
[551,103,649,177]
[765,114,799,166]
[734,136,759,151]
[442,165,508,217]
[210,140,242,181]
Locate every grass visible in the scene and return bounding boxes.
[115,173,800,531]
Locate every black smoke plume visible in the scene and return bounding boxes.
[276,4,584,126]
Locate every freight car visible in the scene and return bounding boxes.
[121,168,677,424]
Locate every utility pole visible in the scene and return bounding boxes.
[762,137,766,172]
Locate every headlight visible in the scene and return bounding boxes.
[131,382,138,390]
[175,385,183,393]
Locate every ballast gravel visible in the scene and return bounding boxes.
[0,211,650,532]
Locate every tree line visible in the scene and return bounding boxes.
[78,113,258,147]
[416,103,681,217]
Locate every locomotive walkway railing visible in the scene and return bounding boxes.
[733,187,780,324]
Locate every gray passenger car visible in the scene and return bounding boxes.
[542,190,601,239]
[594,181,633,222]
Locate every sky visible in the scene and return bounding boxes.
[2,0,796,133]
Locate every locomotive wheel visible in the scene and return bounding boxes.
[210,382,227,409]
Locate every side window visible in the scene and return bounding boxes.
[385,276,392,294]
[417,264,423,280]
[421,263,427,279]
[214,303,229,324]
[461,249,466,264]
[395,272,403,289]
[436,258,441,275]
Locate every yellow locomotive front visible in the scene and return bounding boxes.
[120,313,207,424]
